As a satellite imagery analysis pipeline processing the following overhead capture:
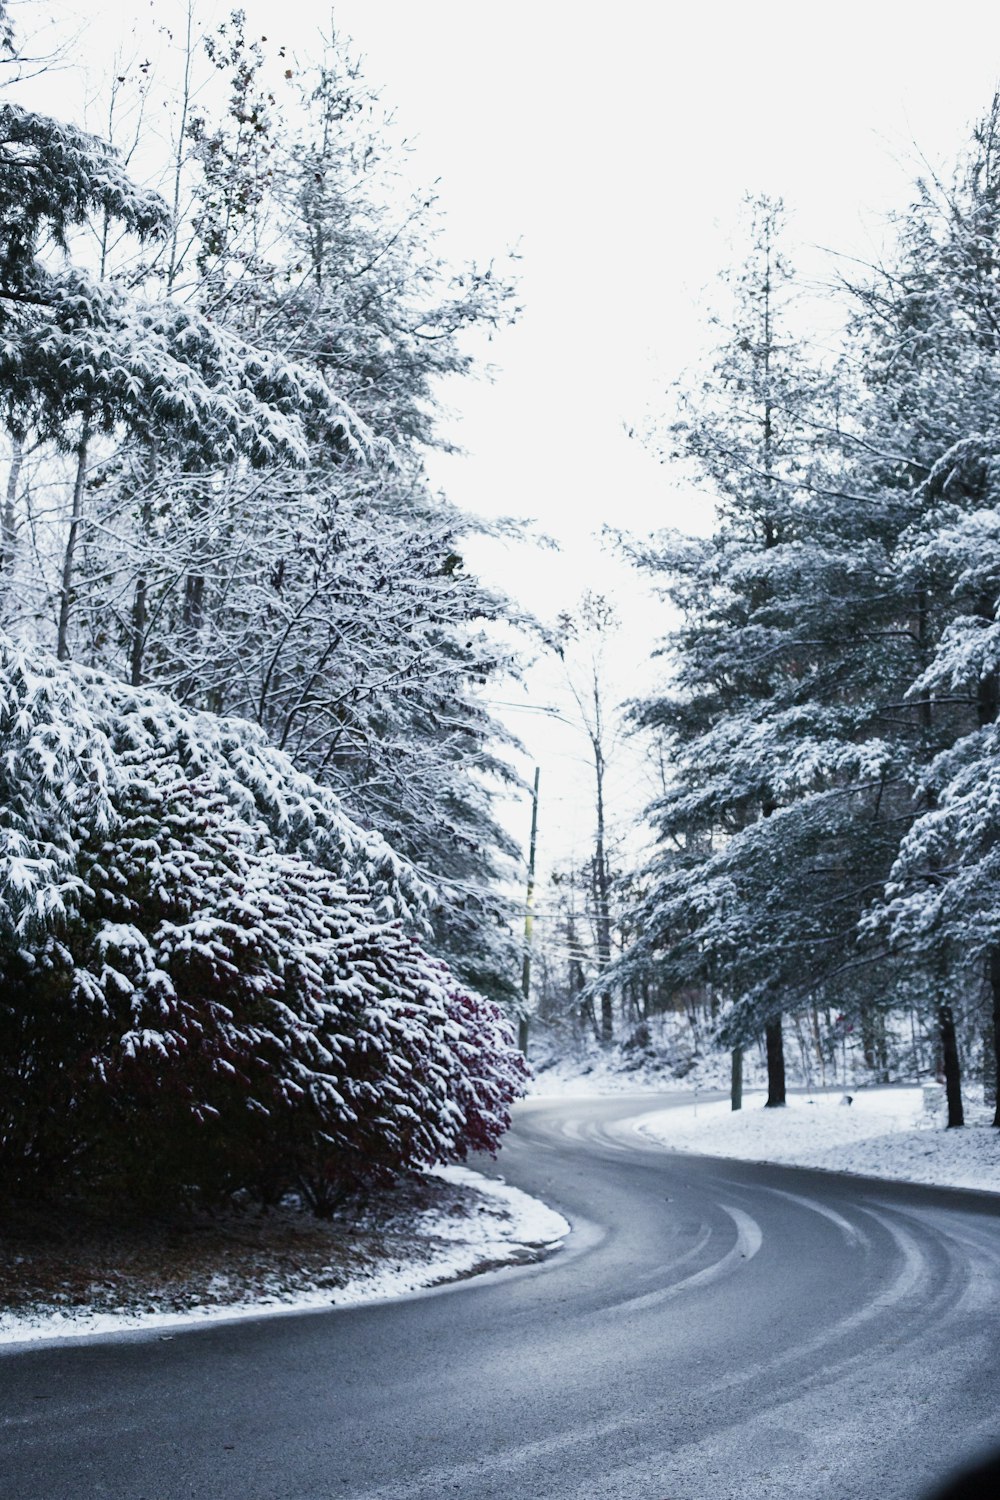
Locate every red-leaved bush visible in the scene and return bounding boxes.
[0,640,528,1209]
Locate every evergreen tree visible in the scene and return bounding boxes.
[859,98,1000,1120]
[0,2,530,1206]
[0,10,524,1007]
[620,200,837,1101]
[622,114,1000,1115]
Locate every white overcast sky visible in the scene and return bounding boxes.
[19,0,1000,883]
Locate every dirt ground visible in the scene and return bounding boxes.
[0,1172,481,1321]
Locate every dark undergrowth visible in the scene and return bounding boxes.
[0,1171,480,1321]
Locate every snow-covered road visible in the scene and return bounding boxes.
[2,1091,999,1500]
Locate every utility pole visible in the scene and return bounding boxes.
[519,766,540,1057]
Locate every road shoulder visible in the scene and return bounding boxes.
[0,1164,569,1350]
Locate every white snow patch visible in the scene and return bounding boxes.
[0,1166,569,1350]
[423,1165,570,1249]
[633,1086,1000,1193]
[529,1035,771,1098]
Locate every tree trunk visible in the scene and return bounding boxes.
[129,449,159,687]
[592,738,614,1045]
[977,653,1000,1124]
[1,436,23,587]
[765,1019,786,1106]
[983,1015,997,1112]
[938,1003,964,1128]
[861,1001,878,1074]
[178,568,205,699]
[130,573,148,686]
[579,995,599,1042]
[599,989,614,1046]
[811,1005,826,1086]
[731,1046,743,1111]
[176,471,209,702]
[566,908,597,1040]
[988,952,1000,1127]
[56,431,90,660]
[758,785,783,1106]
[861,1006,890,1083]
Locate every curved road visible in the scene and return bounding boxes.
[3,1091,1000,1499]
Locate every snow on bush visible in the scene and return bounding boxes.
[0,633,427,933]
[0,634,527,1208]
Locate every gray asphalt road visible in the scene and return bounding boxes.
[3,1091,1000,1500]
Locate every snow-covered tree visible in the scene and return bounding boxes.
[164,24,523,1004]
[622,115,1000,1117]
[858,100,1000,1120]
[0,6,524,1007]
[620,200,851,1102]
[0,68,372,662]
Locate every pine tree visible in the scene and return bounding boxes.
[620,200,838,1100]
[859,99,1000,1121]
[0,12,523,1007]
[151,26,521,1003]
[622,112,1000,1115]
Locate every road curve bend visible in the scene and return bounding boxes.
[2,1091,1000,1500]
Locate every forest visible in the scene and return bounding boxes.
[3,0,1000,1228]
[536,127,1000,1133]
[0,0,529,1212]
[5,10,1000,1494]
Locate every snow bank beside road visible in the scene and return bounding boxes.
[635,1087,1000,1192]
[0,1167,569,1349]
[332,1167,569,1304]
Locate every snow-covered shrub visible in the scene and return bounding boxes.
[0,636,527,1208]
[0,636,118,936]
[0,633,427,931]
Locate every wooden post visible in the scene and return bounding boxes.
[518,767,540,1057]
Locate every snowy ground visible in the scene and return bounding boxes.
[529,1022,788,1097]
[526,1014,960,1099]
[0,1166,569,1349]
[632,1085,1000,1193]
[530,1047,744,1096]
